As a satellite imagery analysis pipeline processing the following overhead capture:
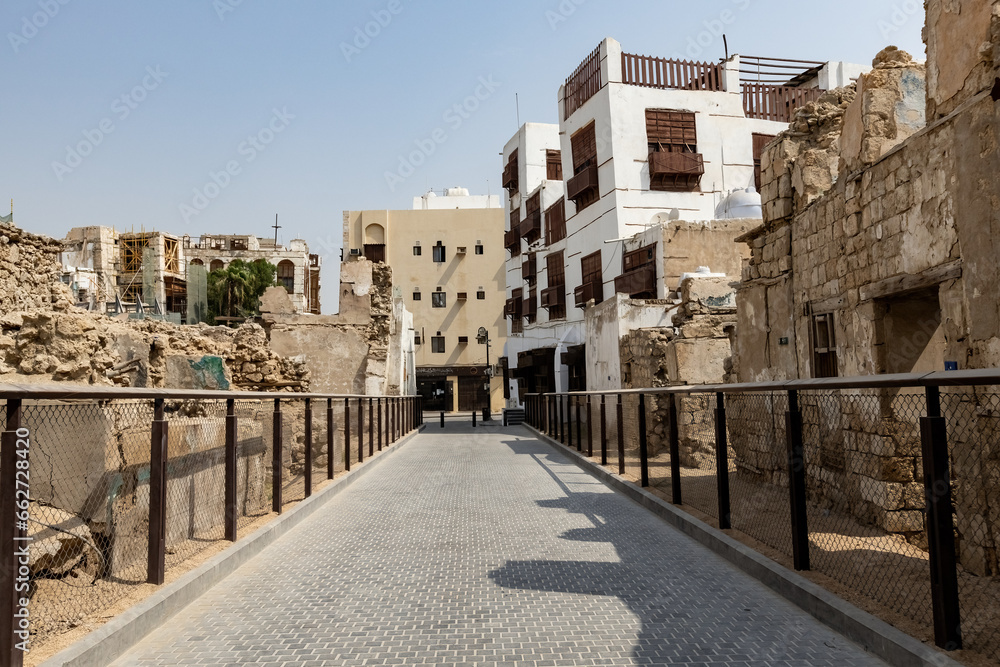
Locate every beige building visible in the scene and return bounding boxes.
[343,188,506,412]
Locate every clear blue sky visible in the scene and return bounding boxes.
[1,0,923,310]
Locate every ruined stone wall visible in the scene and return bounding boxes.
[924,0,1000,120]
[731,33,1000,567]
[0,222,67,314]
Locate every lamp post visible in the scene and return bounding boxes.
[477,327,492,421]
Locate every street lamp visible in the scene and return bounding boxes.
[477,327,492,421]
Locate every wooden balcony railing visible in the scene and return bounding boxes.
[520,210,541,242]
[540,286,566,309]
[742,83,824,123]
[621,52,723,92]
[564,45,602,120]
[614,264,657,299]
[566,165,599,203]
[573,281,602,308]
[649,151,705,191]
[502,161,518,191]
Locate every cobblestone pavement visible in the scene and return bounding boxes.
[112,421,886,666]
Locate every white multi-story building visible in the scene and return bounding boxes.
[501,38,865,398]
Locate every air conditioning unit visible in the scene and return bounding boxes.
[457,247,467,254]
[349,248,361,256]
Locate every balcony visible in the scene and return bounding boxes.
[614,264,657,299]
[504,228,520,254]
[523,294,537,321]
[520,209,541,243]
[504,297,522,318]
[502,162,518,191]
[573,281,603,308]
[566,165,599,203]
[521,254,537,284]
[649,151,704,191]
[540,286,566,309]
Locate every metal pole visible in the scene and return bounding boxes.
[715,392,731,530]
[616,394,625,475]
[668,394,682,505]
[225,398,237,541]
[921,386,962,650]
[358,397,364,463]
[600,395,608,466]
[377,398,383,451]
[344,398,351,472]
[304,398,313,498]
[149,398,168,583]
[440,411,445,428]
[327,399,335,480]
[785,391,809,570]
[638,393,649,487]
[587,396,593,457]
[368,398,374,457]
[575,396,583,452]
[272,398,283,513]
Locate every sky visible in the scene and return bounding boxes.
[0,1,924,313]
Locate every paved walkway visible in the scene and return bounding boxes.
[112,421,885,666]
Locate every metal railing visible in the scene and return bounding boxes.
[524,369,1000,662]
[0,384,422,665]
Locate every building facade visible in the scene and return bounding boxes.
[502,37,865,398]
[343,189,506,412]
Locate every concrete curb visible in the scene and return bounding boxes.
[526,426,962,667]
[40,425,427,667]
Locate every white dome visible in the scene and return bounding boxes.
[715,187,762,219]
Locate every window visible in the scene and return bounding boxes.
[413,245,422,256]
[646,110,703,192]
[475,244,484,255]
[363,244,385,263]
[569,122,599,210]
[477,290,486,300]
[546,149,563,181]
[432,291,446,308]
[576,250,604,307]
[190,258,204,267]
[277,260,295,293]
[414,332,422,345]
[543,251,566,320]
[432,242,446,263]
[544,199,566,245]
[502,149,519,191]
[431,336,446,354]
[457,292,468,301]
[752,133,776,192]
[210,259,224,273]
[412,291,421,301]
[812,313,838,378]
[458,336,469,344]
[509,288,524,334]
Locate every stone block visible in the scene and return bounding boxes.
[879,509,925,533]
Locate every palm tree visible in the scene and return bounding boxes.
[207,259,277,325]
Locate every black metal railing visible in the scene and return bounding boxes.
[524,369,1000,662]
[0,385,422,665]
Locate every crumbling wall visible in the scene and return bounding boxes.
[0,221,67,314]
[924,0,1000,120]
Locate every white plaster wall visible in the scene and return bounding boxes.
[584,293,677,392]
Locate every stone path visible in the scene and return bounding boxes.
[112,421,886,666]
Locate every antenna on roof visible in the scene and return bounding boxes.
[723,34,729,61]
[515,93,520,128]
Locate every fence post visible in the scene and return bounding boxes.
[272,398,283,513]
[368,398,374,457]
[785,390,810,571]
[358,397,364,463]
[616,394,625,475]
[344,398,351,472]
[225,398,237,542]
[558,396,565,445]
[714,392,731,530]
[575,396,583,452]
[304,398,313,498]
[921,386,962,651]
[473,406,477,428]
[600,395,608,465]
[638,393,649,488]
[440,411,445,428]
[149,397,168,583]
[668,393,682,505]
[1,398,24,667]
[327,399,335,480]
[377,398,383,451]
[586,397,593,457]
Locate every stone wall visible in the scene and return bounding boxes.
[0,221,67,314]
[730,12,1000,569]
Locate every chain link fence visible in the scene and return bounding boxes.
[0,393,420,660]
